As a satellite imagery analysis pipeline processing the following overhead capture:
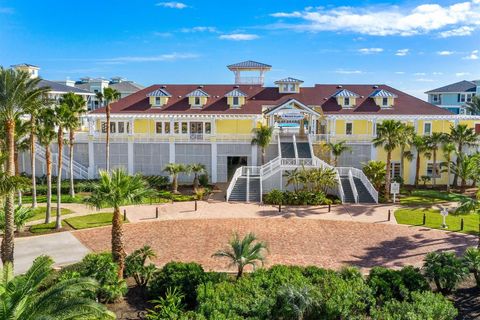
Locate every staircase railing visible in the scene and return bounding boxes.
[226,166,243,201]
[349,167,379,203]
[281,158,315,167]
[348,169,359,204]
[36,144,89,179]
[259,156,281,179]
[334,170,345,203]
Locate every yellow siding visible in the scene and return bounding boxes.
[336,97,356,107]
[188,96,208,107]
[374,97,394,107]
[278,83,300,93]
[134,119,150,134]
[149,96,169,106]
[226,96,245,107]
[216,119,253,134]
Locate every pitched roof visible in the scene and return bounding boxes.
[425,80,477,93]
[90,84,452,116]
[11,63,39,69]
[39,79,93,95]
[227,61,272,70]
[332,89,360,98]
[225,88,248,97]
[274,77,304,84]
[147,88,172,97]
[186,88,210,97]
[369,89,398,98]
[110,81,145,93]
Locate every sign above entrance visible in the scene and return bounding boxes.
[280,111,304,121]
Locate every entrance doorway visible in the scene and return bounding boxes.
[227,156,248,181]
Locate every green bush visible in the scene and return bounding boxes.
[125,245,157,288]
[423,251,468,294]
[143,175,170,190]
[149,262,207,310]
[371,291,457,320]
[31,179,96,195]
[463,247,480,287]
[198,174,209,188]
[263,190,332,206]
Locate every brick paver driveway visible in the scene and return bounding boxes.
[74,218,477,272]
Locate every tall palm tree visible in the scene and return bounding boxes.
[53,101,75,230]
[398,124,415,181]
[466,95,480,115]
[285,168,301,192]
[451,154,475,193]
[85,169,151,278]
[449,124,477,187]
[251,124,274,165]
[326,140,350,167]
[372,120,403,201]
[411,135,430,187]
[95,91,104,109]
[187,163,206,191]
[103,87,121,171]
[212,232,268,279]
[0,255,115,319]
[441,142,456,192]
[163,163,185,194]
[61,92,87,197]
[12,118,30,206]
[36,108,57,223]
[0,67,48,264]
[424,132,445,187]
[362,160,386,191]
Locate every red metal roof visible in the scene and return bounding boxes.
[90,84,452,116]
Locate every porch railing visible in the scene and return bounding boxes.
[226,167,243,201]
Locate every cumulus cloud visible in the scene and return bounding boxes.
[156,2,188,9]
[437,50,455,55]
[180,26,218,33]
[269,1,480,37]
[395,71,405,74]
[414,72,426,76]
[334,69,364,74]
[463,49,479,60]
[358,48,384,54]
[395,49,410,56]
[456,72,470,77]
[219,33,259,40]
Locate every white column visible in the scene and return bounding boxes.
[127,138,134,174]
[408,152,417,185]
[88,138,95,179]
[251,144,258,166]
[169,139,175,163]
[211,141,217,183]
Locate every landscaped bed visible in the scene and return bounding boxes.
[27,207,73,222]
[29,212,126,233]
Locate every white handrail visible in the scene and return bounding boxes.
[348,169,359,204]
[226,166,243,201]
[36,143,89,179]
[335,170,345,203]
[350,167,379,203]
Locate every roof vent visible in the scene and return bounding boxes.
[324,97,328,100]
[337,85,343,88]
[161,85,167,89]
[234,85,240,88]
[198,85,204,88]
[178,95,182,98]
[252,97,256,100]
[373,85,379,89]
[361,95,365,98]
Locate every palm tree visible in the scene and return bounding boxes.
[36,108,57,223]
[424,132,445,187]
[463,247,480,284]
[362,160,386,191]
[411,135,430,187]
[163,163,185,194]
[456,190,479,247]
[12,118,30,206]
[103,87,121,171]
[212,232,268,279]
[61,92,87,197]
[326,140,350,167]
[0,255,115,319]
[449,124,477,187]
[285,168,301,192]
[85,168,151,278]
[441,142,456,192]
[95,91,104,109]
[398,124,415,181]
[0,67,48,264]
[53,101,75,230]
[309,167,338,194]
[451,154,475,193]
[372,120,403,201]
[466,95,480,115]
[251,124,274,165]
[187,163,206,191]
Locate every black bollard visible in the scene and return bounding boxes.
[461,218,464,231]
[195,200,197,211]
[156,207,159,219]
[388,209,391,221]
[328,203,331,212]
[278,203,282,212]
[423,213,426,225]
[123,209,127,221]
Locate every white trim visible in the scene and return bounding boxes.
[423,121,432,136]
[264,99,322,117]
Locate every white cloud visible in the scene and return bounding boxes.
[439,26,475,37]
[415,78,434,82]
[432,72,443,75]
[180,26,217,33]
[395,49,410,56]
[395,71,405,74]
[156,2,188,9]
[153,32,173,37]
[358,48,384,54]
[102,53,198,63]
[219,33,259,41]
[269,1,480,37]
[437,50,455,55]
[456,72,471,77]
[414,72,426,76]
[463,49,479,60]
[334,69,364,74]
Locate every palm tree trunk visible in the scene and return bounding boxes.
[193,173,199,191]
[69,129,75,197]
[385,151,392,201]
[112,206,125,279]
[14,147,22,207]
[30,119,37,208]
[45,144,52,224]
[453,144,462,187]
[1,119,15,264]
[446,161,451,192]
[400,146,405,183]
[173,175,178,194]
[106,104,111,171]
[56,127,63,230]
[261,147,265,165]
[415,153,421,187]
[236,265,243,279]
[432,150,437,187]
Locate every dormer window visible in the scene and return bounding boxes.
[225,88,247,108]
[147,87,172,107]
[382,97,388,106]
[369,88,397,108]
[186,88,210,108]
[275,77,304,94]
[331,89,359,108]
[344,97,350,106]
[194,97,201,106]
[155,97,161,105]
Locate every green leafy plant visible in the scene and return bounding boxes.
[463,247,480,287]
[0,206,34,232]
[423,251,468,294]
[146,287,186,320]
[125,245,158,288]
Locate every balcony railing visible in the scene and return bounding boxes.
[309,134,375,144]
[74,132,256,143]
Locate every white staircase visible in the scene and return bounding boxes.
[226,134,378,204]
[35,144,89,179]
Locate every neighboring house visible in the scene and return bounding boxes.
[426,80,480,115]
[74,77,144,110]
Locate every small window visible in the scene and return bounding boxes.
[427,163,441,178]
[155,122,163,134]
[424,123,432,135]
[194,97,201,106]
[344,97,350,106]
[181,122,188,134]
[101,122,107,133]
[165,122,171,134]
[390,162,401,179]
[174,122,180,134]
[283,84,289,92]
[289,84,295,91]
[232,96,239,106]
[118,122,125,134]
[110,122,116,134]
[155,97,161,105]
[346,122,353,135]
[205,122,211,134]
[382,97,389,106]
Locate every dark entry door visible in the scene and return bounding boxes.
[227,156,248,181]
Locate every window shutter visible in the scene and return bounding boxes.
[457,94,461,102]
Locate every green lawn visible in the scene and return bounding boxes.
[20,193,89,204]
[140,191,196,204]
[30,212,126,233]
[28,207,73,222]
[400,190,469,206]
[395,207,479,235]
[30,222,58,234]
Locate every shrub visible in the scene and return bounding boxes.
[199,174,209,188]
[272,284,315,320]
[263,190,332,206]
[263,189,283,205]
[70,253,127,303]
[125,245,157,288]
[423,251,468,294]
[463,247,480,287]
[371,291,457,320]
[142,175,170,190]
[149,262,206,310]
[146,287,186,320]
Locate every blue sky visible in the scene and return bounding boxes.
[0,0,479,99]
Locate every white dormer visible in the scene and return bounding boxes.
[12,63,40,79]
[369,88,398,108]
[186,88,209,108]
[147,87,172,107]
[331,88,360,108]
[225,88,247,108]
[274,77,304,93]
